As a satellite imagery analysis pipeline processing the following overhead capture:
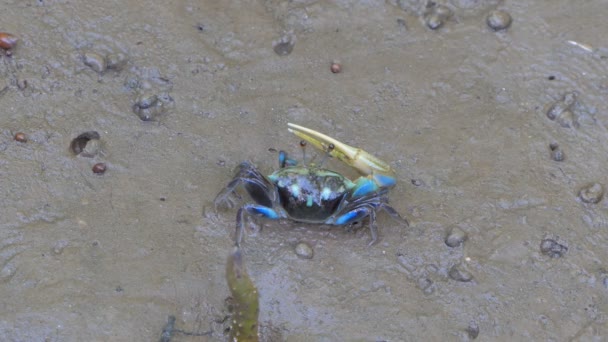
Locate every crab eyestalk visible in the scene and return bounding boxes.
[287,123,397,188]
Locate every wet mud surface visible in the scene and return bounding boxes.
[1,0,608,341]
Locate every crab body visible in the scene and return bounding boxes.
[269,167,354,222]
[214,123,408,246]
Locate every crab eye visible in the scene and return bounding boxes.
[327,143,335,152]
[299,140,307,147]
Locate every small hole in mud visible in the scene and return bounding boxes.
[548,75,555,80]
[70,131,100,156]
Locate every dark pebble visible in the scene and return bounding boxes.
[14,132,27,142]
[330,62,341,74]
[540,238,568,258]
[92,163,107,174]
[417,277,434,294]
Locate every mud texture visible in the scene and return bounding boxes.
[1,1,608,341]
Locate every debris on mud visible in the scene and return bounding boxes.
[579,183,604,204]
[294,242,314,259]
[540,236,568,258]
[449,264,474,282]
[545,92,580,128]
[466,320,480,339]
[273,33,296,56]
[226,246,259,342]
[549,143,565,161]
[133,92,173,121]
[83,52,107,73]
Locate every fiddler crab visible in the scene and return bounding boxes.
[214,123,408,247]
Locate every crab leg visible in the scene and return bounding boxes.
[287,123,397,189]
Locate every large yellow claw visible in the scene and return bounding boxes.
[287,123,397,188]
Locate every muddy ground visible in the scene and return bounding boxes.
[1,0,607,341]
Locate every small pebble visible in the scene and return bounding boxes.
[579,183,604,204]
[83,52,107,73]
[273,34,296,56]
[294,242,313,259]
[425,14,444,30]
[445,227,467,247]
[14,132,27,143]
[540,238,568,258]
[448,264,473,282]
[0,32,18,50]
[486,10,512,31]
[549,143,565,161]
[466,321,480,339]
[136,93,158,110]
[330,62,341,74]
[92,163,107,174]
